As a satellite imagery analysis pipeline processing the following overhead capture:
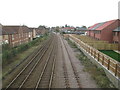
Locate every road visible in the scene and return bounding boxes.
[3,33,98,89]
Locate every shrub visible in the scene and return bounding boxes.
[2,34,49,65]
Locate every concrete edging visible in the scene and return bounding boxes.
[69,38,120,89]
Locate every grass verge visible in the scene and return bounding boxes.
[99,50,120,62]
[66,38,116,88]
[2,34,49,78]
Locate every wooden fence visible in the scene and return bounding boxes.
[68,34,120,78]
[72,35,119,50]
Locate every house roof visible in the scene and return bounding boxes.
[88,23,99,30]
[96,20,116,30]
[63,27,75,30]
[88,19,119,30]
[91,22,105,30]
[113,26,120,32]
[2,25,31,35]
[2,26,20,34]
[76,27,88,30]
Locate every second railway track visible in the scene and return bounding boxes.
[4,34,56,89]
[60,35,82,88]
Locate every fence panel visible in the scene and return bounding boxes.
[68,34,120,78]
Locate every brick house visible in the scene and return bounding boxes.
[36,26,48,37]
[61,27,75,33]
[29,28,37,39]
[2,25,33,47]
[87,19,120,43]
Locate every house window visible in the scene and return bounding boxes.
[94,31,101,34]
[19,34,21,38]
[114,32,118,36]
[12,35,14,40]
[25,33,26,37]
[114,41,118,43]
[22,34,23,37]
[116,32,118,36]
[113,32,115,36]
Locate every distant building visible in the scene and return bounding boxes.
[75,26,88,35]
[2,25,33,47]
[36,26,48,37]
[29,28,37,39]
[61,27,75,33]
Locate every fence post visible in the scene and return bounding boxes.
[107,59,110,70]
[94,50,96,58]
[102,56,104,65]
[88,47,90,53]
[98,53,99,61]
[91,49,93,56]
[115,64,118,76]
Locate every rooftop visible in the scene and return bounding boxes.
[88,19,119,30]
[2,25,32,35]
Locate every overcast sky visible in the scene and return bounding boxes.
[0,0,119,27]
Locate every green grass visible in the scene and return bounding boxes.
[2,34,49,78]
[99,50,120,62]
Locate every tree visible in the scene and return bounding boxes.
[81,25,87,29]
[65,24,68,27]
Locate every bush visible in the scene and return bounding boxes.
[2,34,49,65]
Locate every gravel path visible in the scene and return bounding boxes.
[59,34,98,88]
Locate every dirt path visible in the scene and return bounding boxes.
[52,34,98,88]
[62,36,98,88]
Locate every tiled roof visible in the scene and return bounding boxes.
[88,23,99,30]
[91,22,105,30]
[88,19,118,30]
[63,27,75,30]
[76,27,88,30]
[2,26,20,34]
[96,20,116,30]
[2,25,31,35]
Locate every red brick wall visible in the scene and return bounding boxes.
[113,32,120,50]
[101,29,113,43]
[95,33,101,40]
[100,20,119,43]
[9,32,31,47]
[87,31,90,36]
[113,32,119,42]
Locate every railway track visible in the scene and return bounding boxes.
[2,35,52,82]
[18,36,56,89]
[4,34,82,89]
[4,34,55,89]
[60,35,82,88]
[35,35,58,89]
[59,37,70,88]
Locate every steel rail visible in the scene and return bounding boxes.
[48,37,58,90]
[18,36,56,89]
[35,36,57,89]
[59,36,70,88]
[5,36,54,90]
[61,36,82,88]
